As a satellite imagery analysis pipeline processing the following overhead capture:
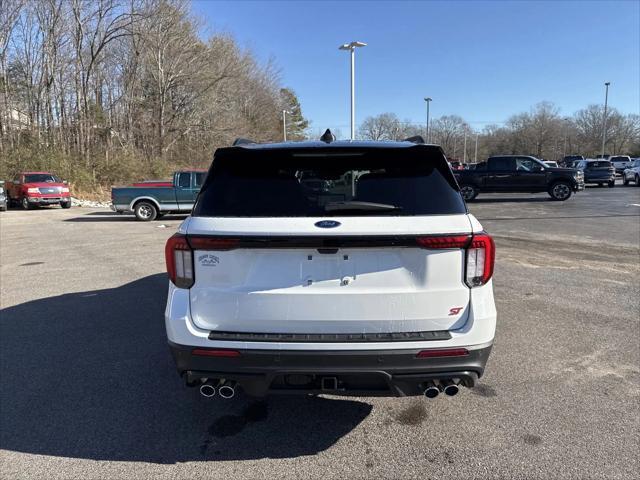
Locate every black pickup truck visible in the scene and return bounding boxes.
[455,155,584,201]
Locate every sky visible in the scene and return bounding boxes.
[192,0,640,136]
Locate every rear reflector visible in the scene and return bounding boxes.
[191,348,241,358]
[416,348,469,358]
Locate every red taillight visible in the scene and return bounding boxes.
[465,233,495,288]
[415,233,495,288]
[165,233,194,288]
[416,235,471,249]
[416,348,469,358]
[188,236,240,251]
[191,348,241,358]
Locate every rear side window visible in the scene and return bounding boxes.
[194,172,205,188]
[177,172,191,188]
[488,157,516,170]
[194,147,466,217]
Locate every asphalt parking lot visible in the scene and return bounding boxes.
[1,185,639,479]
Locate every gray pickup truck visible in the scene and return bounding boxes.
[111,170,206,221]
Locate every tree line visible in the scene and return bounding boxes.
[0,0,307,196]
[359,101,640,162]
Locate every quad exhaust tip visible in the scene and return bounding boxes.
[440,379,460,397]
[199,382,216,398]
[218,380,236,399]
[423,381,440,399]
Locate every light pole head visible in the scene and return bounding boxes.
[339,41,367,51]
[604,82,610,86]
[424,97,432,102]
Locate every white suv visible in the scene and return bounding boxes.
[165,135,497,400]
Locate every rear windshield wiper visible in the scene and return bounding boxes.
[324,201,402,212]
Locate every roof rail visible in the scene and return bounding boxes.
[320,129,335,144]
[232,137,255,146]
[403,135,425,144]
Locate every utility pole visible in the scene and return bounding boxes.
[601,82,610,158]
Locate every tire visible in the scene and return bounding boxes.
[21,197,32,210]
[459,184,479,202]
[134,201,157,221]
[623,175,630,186]
[549,182,572,201]
[607,180,615,188]
[61,201,71,209]
[636,175,640,186]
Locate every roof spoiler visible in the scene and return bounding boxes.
[232,137,255,146]
[403,135,425,144]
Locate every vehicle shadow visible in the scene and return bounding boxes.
[0,274,372,464]
[64,211,189,222]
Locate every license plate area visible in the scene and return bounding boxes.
[300,252,355,287]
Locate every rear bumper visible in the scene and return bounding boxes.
[169,341,492,397]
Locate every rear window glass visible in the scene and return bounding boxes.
[194,147,466,217]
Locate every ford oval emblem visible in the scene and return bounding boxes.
[315,220,341,229]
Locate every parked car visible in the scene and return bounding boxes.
[454,155,584,201]
[576,160,616,187]
[562,155,584,167]
[543,161,559,168]
[111,169,206,221]
[165,134,497,399]
[6,172,71,209]
[608,155,633,175]
[622,159,640,186]
[0,181,7,211]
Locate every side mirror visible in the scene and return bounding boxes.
[63,180,68,185]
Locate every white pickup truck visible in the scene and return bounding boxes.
[608,155,633,175]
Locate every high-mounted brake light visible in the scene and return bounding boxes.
[415,233,495,288]
[165,234,194,288]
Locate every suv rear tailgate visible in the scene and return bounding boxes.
[187,215,473,334]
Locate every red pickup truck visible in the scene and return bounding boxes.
[6,172,72,209]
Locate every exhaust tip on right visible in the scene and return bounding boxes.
[441,379,460,397]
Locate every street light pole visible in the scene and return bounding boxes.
[474,133,478,163]
[339,41,367,140]
[282,110,289,142]
[601,82,610,158]
[424,97,432,142]
[463,130,468,163]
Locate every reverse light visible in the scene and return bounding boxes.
[165,234,194,288]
